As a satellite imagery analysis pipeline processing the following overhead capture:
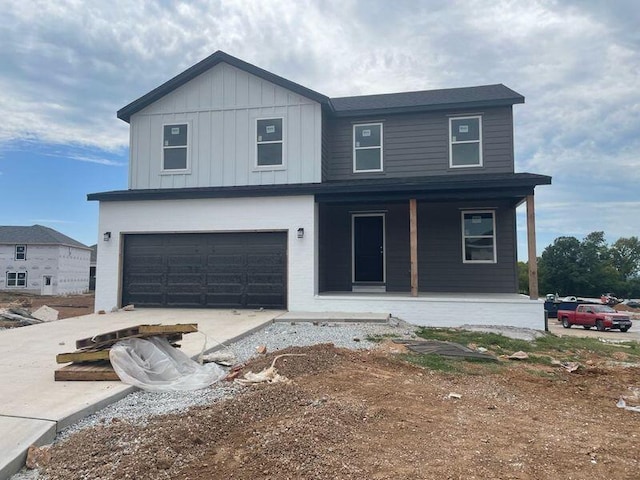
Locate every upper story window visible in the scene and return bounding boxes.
[162,123,189,171]
[256,118,284,168]
[15,245,26,260]
[462,211,496,263]
[353,123,383,172]
[450,116,482,168]
[7,272,27,287]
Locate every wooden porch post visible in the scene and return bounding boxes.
[410,199,418,297]
[526,194,539,300]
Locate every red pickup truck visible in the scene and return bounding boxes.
[558,304,632,332]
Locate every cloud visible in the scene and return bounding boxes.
[46,152,126,167]
[1,0,639,256]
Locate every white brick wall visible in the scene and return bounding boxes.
[96,195,317,312]
[96,195,544,329]
[310,294,546,330]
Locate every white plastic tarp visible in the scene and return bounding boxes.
[109,337,226,392]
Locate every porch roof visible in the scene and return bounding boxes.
[314,172,551,203]
[88,172,550,203]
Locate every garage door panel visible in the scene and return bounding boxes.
[123,232,286,308]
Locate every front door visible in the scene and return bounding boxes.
[41,276,53,295]
[352,214,385,283]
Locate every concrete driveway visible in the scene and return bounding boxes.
[0,308,282,480]
[547,318,640,342]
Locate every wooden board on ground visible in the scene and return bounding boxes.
[54,361,119,381]
[58,333,184,364]
[75,324,197,349]
[394,339,497,361]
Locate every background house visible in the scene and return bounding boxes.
[0,225,91,295]
[90,51,550,328]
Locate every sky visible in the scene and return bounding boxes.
[0,0,638,259]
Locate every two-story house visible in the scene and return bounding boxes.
[89,51,551,328]
[0,225,91,295]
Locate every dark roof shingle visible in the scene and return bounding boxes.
[0,225,89,249]
[117,51,525,122]
[330,84,524,116]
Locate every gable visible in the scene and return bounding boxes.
[135,62,320,117]
[118,51,329,122]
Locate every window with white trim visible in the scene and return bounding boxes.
[353,123,383,172]
[15,245,26,260]
[462,211,496,263]
[450,116,482,167]
[256,118,284,167]
[7,272,27,287]
[162,123,189,171]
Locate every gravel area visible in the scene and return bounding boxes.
[11,320,415,479]
[56,321,414,437]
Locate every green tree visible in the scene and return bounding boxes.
[517,261,529,294]
[576,231,617,296]
[539,236,581,295]
[611,236,640,281]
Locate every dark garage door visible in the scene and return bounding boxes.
[122,232,287,309]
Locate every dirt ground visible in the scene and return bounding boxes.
[37,342,640,479]
[0,292,94,320]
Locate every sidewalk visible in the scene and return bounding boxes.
[0,308,280,480]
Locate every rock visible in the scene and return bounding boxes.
[447,392,462,399]
[561,362,580,372]
[98,310,106,315]
[353,337,361,342]
[111,306,119,312]
[477,347,488,353]
[31,305,59,322]
[122,304,135,311]
[256,345,267,355]
[26,444,51,469]
[202,351,237,365]
[507,351,529,360]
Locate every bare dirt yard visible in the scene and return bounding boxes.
[36,337,640,479]
[0,292,94,321]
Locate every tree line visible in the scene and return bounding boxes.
[518,232,640,298]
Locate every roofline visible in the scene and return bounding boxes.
[0,241,91,250]
[329,98,525,118]
[117,51,331,123]
[88,173,551,202]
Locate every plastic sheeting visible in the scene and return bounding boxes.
[109,336,226,392]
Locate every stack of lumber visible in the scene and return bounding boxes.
[0,307,44,328]
[55,323,198,381]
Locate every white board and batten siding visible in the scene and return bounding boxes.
[130,62,322,190]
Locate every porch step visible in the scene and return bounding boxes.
[275,311,390,324]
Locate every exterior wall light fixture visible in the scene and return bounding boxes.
[103,232,111,241]
[297,228,304,239]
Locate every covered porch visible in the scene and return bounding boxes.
[313,173,551,326]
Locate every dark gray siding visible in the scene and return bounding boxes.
[325,106,514,181]
[318,203,410,292]
[319,199,518,294]
[418,200,517,293]
[321,112,330,182]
